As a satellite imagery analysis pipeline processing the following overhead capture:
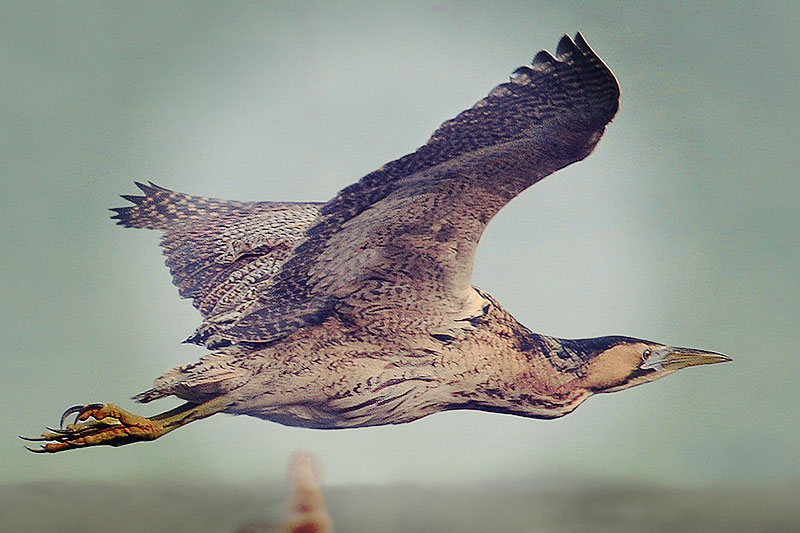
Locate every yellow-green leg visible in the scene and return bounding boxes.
[21,395,234,453]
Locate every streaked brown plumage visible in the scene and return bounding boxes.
[25,33,729,452]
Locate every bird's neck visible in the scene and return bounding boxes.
[441,296,592,419]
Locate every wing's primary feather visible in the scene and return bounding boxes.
[182,33,619,347]
[111,182,322,319]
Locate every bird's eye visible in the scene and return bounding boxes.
[641,348,652,361]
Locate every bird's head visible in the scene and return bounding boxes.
[573,336,731,394]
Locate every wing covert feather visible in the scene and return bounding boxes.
[199,33,621,346]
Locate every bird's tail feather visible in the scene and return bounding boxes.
[133,351,250,404]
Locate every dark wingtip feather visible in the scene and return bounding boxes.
[120,194,145,204]
[510,64,535,83]
[132,180,171,196]
[532,50,558,71]
[512,65,534,75]
[109,182,180,229]
[110,202,135,226]
[111,183,159,228]
[574,32,591,52]
[136,180,169,194]
[109,207,127,222]
[556,34,579,59]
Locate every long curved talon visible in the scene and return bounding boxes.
[21,403,162,453]
[59,403,104,428]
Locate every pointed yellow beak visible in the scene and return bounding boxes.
[640,346,731,372]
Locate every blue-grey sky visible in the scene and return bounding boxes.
[2,1,798,487]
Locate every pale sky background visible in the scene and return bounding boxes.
[2,2,798,489]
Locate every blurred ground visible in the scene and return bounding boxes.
[2,480,798,533]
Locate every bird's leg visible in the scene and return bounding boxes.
[21,395,233,453]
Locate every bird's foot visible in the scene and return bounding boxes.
[21,403,163,453]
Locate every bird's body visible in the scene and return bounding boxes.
[167,291,592,429]
[27,33,729,452]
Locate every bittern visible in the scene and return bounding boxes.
[25,33,729,453]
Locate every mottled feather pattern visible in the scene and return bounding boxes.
[111,182,322,318]
[25,35,728,448]
[112,181,261,230]
[211,33,620,346]
[134,350,251,403]
[117,35,623,411]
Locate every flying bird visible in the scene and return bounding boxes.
[25,33,729,453]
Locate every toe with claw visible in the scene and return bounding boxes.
[21,403,162,453]
[23,395,235,453]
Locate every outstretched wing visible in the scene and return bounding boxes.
[203,33,620,347]
[111,182,322,318]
